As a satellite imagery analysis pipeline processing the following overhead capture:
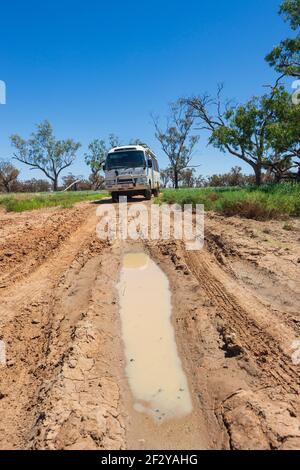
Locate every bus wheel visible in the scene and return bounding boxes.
[144,188,152,200]
[153,186,159,197]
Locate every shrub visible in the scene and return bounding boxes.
[156,184,300,220]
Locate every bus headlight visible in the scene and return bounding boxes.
[137,177,147,184]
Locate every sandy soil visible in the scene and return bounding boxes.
[0,200,300,450]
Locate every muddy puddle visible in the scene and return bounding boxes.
[118,252,193,423]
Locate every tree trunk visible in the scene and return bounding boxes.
[174,170,179,189]
[53,177,58,192]
[254,165,262,186]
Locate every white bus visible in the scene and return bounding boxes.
[104,145,161,202]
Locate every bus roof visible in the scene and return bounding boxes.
[108,145,158,159]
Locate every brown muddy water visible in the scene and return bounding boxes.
[118,252,193,423]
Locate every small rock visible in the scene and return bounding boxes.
[68,359,77,369]
[176,264,186,271]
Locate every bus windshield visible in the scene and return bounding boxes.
[106,151,146,170]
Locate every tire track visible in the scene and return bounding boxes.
[184,249,300,395]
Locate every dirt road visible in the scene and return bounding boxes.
[0,199,300,450]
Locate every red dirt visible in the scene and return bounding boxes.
[0,201,299,449]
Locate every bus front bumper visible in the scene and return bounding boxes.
[105,183,149,193]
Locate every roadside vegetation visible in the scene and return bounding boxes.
[156,184,300,220]
[0,191,107,212]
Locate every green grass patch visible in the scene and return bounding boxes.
[156,184,300,220]
[0,191,107,212]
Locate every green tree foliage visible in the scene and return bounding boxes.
[266,0,300,77]
[185,86,299,185]
[11,120,81,191]
[280,0,300,30]
[84,134,120,189]
[179,168,196,188]
[265,93,300,180]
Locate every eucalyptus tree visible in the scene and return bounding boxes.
[84,134,120,189]
[153,101,199,189]
[11,120,81,191]
[185,86,298,185]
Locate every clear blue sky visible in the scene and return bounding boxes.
[0,0,293,181]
